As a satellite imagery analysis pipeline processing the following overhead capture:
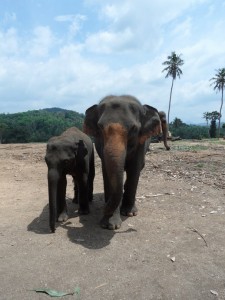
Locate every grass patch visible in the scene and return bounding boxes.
[172,144,209,152]
[195,163,204,168]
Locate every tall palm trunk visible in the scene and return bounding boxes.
[168,77,174,129]
[218,87,224,139]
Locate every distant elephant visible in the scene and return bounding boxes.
[84,95,162,230]
[154,111,170,150]
[45,127,95,233]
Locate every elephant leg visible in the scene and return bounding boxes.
[87,153,95,202]
[100,207,122,230]
[100,162,123,229]
[77,174,90,215]
[102,161,110,203]
[121,148,145,216]
[57,176,69,222]
[120,169,140,217]
[72,177,79,204]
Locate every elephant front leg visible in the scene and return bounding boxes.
[100,207,122,230]
[100,164,123,230]
[57,176,69,222]
[72,177,79,204]
[121,158,143,217]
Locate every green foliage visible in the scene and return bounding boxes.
[162,51,184,80]
[210,68,225,138]
[171,117,186,128]
[170,117,210,140]
[170,124,209,140]
[162,51,184,127]
[0,108,84,144]
[170,116,225,139]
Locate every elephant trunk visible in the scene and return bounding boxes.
[159,112,170,151]
[102,123,127,215]
[47,168,60,233]
[162,122,170,150]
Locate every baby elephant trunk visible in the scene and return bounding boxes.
[47,168,60,233]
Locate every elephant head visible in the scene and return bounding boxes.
[83,95,161,229]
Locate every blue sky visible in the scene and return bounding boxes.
[0,0,225,123]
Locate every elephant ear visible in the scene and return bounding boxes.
[83,104,99,137]
[139,105,162,144]
[75,140,88,159]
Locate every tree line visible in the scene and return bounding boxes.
[169,117,225,140]
[0,107,224,144]
[0,108,84,144]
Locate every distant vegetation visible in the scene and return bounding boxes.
[0,108,84,144]
[170,117,225,140]
[0,109,224,144]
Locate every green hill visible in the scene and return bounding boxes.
[0,108,85,143]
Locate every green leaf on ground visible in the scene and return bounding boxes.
[33,288,78,297]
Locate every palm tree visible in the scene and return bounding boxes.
[210,68,225,138]
[162,51,184,129]
[203,112,211,127]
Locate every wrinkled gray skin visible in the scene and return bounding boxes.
[146,111,170,151]
[158,111,170,150]
[84,95,162,230]
[45,127,95,233]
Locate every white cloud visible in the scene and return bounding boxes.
[84,0,208,54]
[85,27,134,53]
[28,26,56,58]
[0,28,18,55]
[171,17,192,39]
[55,14,86,39]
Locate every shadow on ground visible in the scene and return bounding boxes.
[27,193,137,249]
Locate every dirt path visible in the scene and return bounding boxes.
[0,140,225,300]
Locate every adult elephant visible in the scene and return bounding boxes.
[45,127,95,233]
[157,111,170,150]
[84,95,162,230]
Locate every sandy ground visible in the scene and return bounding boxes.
[0,139,225,300]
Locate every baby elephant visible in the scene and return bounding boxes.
[45,127,95,233]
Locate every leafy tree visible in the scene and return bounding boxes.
[171,117,186,128]
[0,108,84,143]
[203,112,211,126]
[162,51,184,128]
[0,122,8,143]
[206,111,220,138]
[209,120,217,138]
[210,68,225,138]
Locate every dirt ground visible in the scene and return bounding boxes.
[0,139,225,300]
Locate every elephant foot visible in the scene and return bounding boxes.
[58,211,69,222]
[100,214,122,230]
[120,204,138,217]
